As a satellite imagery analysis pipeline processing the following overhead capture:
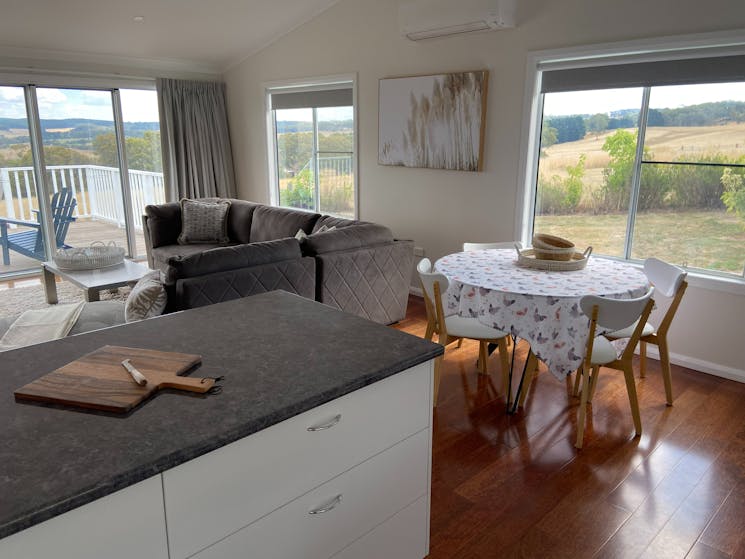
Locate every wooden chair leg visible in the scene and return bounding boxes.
[575,365,595,449]
[477,341,488,374]
[518,352,539,408]
[424,322,434,341]
[639,340,647,378]
[433,355,443,406]
[658,340,674,406]
[572,365,583,397]
[588,366,600,402]
[497,337,510,400]
[622,364,642,437]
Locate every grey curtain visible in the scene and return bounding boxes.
[157,78,237,200]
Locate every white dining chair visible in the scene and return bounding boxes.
[417,258,512,406]
[574,288,655,449]
[606,258,687,406]
[463,241,523,251]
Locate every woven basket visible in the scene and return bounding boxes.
[53,242,125,270]
[515,246,593,272]
[532,233,575,261]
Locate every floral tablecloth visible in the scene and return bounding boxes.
[435,249,650,379]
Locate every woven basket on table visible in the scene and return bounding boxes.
[532,233,575,261]
[53,242,125,270]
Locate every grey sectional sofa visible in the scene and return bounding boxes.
[142,200,414,324]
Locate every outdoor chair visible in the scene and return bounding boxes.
[0,188,77,265]
[573,289,655,449]
[417,257,512,405]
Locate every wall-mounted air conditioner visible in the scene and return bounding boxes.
[399,0,516,41]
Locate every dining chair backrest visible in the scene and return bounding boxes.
[581,289,655,364]
[418,268,450,305]
[417,257,432,274]
[463,241,522,251]
[580,289,655,333]
[644,258,686,298]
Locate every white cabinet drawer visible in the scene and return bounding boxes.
[331,495,429,559]
[164,361,433,559]
[193,429,430,559]
[0,476,168,559]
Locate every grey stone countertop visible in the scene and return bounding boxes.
[0,291,442,539]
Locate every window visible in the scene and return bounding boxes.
[528,50,745,280]
[0,83,161,276]
[267,78,356,218]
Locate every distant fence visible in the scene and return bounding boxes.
[0,165,165,228]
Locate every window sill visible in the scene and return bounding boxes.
[600,256,745,296]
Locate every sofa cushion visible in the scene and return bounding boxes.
[250,205,320,243]
[145,202,181,248]
[312,215,357,232]
[0,301,126,340]
[302,223,394,255]
[165,238,302,283]
[151,243,228,272]
[125,271,168,322]
[178,198,232,245]
[226,199,261,243]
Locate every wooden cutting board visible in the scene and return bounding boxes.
[14,345,216,413]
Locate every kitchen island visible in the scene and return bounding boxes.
[1,291,441,559]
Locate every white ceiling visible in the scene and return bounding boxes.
[0,0,340,74]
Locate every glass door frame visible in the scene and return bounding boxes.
[0,76,156,277]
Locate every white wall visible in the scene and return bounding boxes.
[223,0,745,378]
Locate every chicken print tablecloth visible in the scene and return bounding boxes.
[435,249,650,379]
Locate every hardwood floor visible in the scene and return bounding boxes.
[393,295,745,559]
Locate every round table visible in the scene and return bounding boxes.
[434,249,650,379]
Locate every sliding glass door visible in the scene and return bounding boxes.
[0,84,161,277]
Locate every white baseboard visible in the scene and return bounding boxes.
[641,345,745,384]
[409,286,423,297]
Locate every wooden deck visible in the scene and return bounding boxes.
[393,296,745,558]
[0,218,147,276]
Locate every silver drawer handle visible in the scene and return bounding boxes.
[308,494,342,515]
[307,414,342,432]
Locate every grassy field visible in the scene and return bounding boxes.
[540,122,745,184]
[535,209,745,275]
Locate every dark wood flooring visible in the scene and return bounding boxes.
[393,295,745,559]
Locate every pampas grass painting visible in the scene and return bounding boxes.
[378,71,488,171]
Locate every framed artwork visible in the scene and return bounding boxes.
[378,70,489,172]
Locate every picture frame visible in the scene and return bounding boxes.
[378,70,489,172]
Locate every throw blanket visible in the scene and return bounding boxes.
[0,302,85,351]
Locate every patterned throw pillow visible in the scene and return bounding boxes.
[125,271,167,322]
[177,198,231,245]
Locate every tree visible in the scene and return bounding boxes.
[600,129,638,212]
[92,131,162,172]
[540,125,558,149]
[546,116,586,143]
[586,113,609,138]
[722,167,745,225]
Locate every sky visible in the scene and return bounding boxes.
[0,87,159,122]
[544,82,745,116]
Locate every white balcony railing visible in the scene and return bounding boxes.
[0,165,166,228]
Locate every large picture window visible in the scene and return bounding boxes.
[531,53,745,279]
[267,79,356,218]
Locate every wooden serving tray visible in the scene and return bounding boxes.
[14,345,215,413]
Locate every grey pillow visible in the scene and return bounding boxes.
[178,198,231,245]
[125,271,167,322]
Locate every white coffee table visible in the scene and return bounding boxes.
[41,259,151,304]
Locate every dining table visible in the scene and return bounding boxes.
[434,248,650,407]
